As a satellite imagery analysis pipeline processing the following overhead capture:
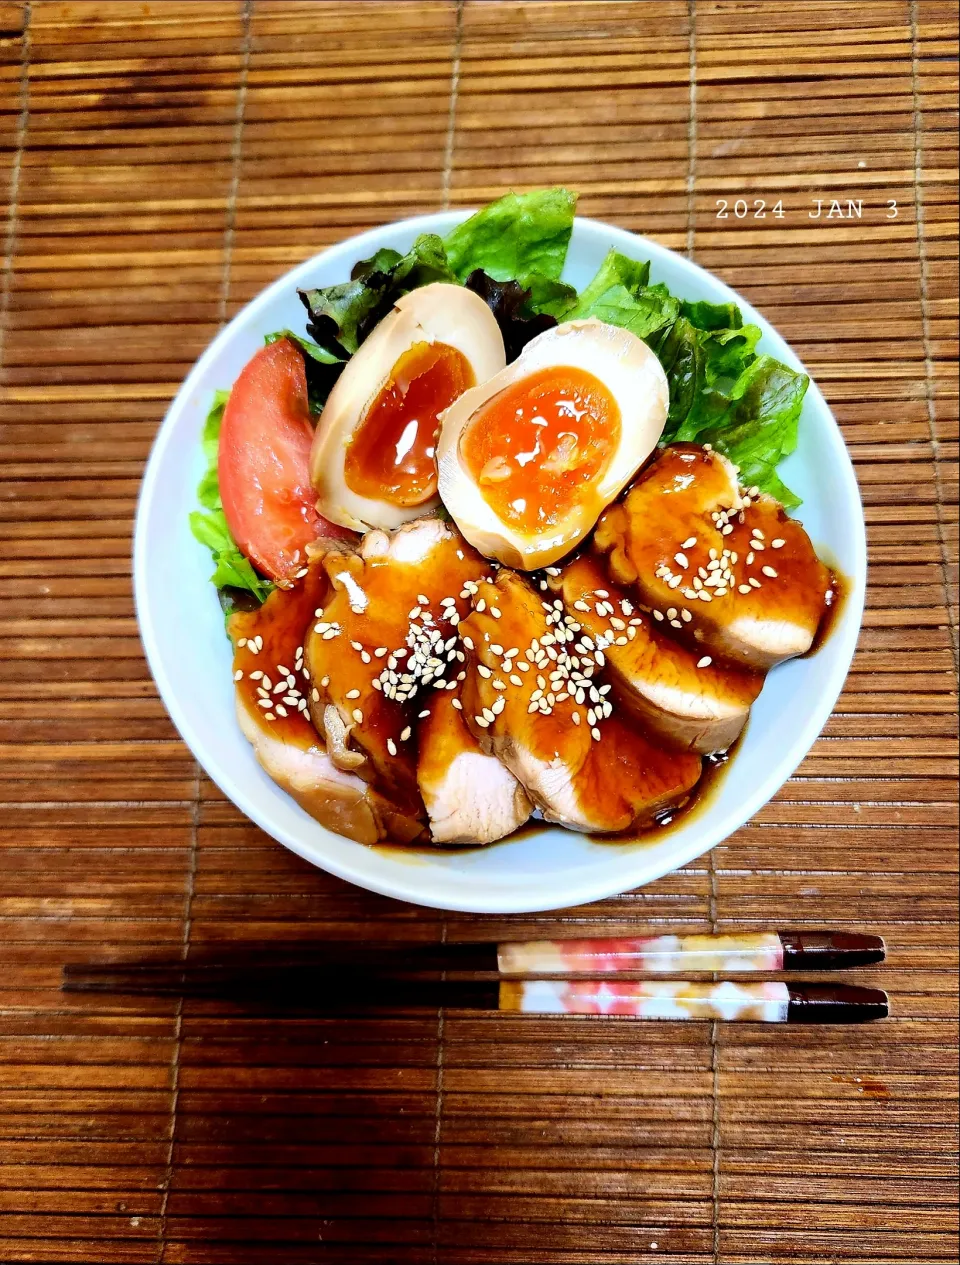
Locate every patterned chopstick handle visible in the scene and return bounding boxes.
[499,979,791,1021]
[497,932,784,976]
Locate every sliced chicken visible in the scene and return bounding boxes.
[229,563,423,844]
[417,687,533,845]
[457,570,702,833]
[234,701,423,844]
[304,516,490,821]
[549,555,764,754]
[593,445,833,669]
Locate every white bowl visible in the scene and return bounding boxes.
[135,213,865,914]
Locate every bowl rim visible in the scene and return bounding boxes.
[134,210,866,914]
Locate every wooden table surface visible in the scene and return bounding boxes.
[0,1,957,1262]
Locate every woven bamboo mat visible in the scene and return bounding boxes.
[0,1,957,1261]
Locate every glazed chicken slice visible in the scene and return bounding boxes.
[417,686,533,844]
[457,570,702,833]
[229,563,424,844]
[594,445,833,670]
[549,555,764,754]
[304,517,490,822]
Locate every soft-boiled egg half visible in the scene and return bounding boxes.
[436,318,669,570]
[310,283,505,532]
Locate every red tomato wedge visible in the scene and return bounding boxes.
[218,337,352,584]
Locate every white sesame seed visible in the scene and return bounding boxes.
[591,727,602,742]
[275,704,288,717]
[238,637,247,648]
[762,565,778,578]
[352,709,363,724]
[698,591,713,602]
[475,599,486,613]
[451,699,463,711]
[477,664,492,678]
[738,584,751,594]
[749,577,761,589]
[476,715,491,727]
[772,538,786,549]
[674,552,689,569]
[681,609,693,623]
[652,610,664,621]
[682,537,697,549]
[345,688,360,700]
[234,669,243,682]
[264,712,275,721]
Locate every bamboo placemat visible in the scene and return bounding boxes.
[0,1,957,1262]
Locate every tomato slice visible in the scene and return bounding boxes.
[218,337,351,583]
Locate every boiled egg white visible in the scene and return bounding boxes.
[310,283,506,532]
[436,318,669,569]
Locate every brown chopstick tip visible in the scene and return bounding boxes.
[780,931,885,969]
[787,983,888,1023]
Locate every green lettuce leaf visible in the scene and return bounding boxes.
[521,272,578,319]
[299,233,457,358]
[189,390,273,607]
[657,319,762,438]
[444,188,577,283]
[569,249,650,313]
[699,356,808,510]
[680,298,743,331]
[569,250,678,341]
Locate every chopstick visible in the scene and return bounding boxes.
[62,929,883,987]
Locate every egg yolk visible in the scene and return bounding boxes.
[344,340,474,508]
[460,365,621,535]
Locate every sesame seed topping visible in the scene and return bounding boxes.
[352,709,364,724]
[674,552,689,569]
[476,715,491,728]
[682,537,697,549]
[591,727,602,742]
[772,538,786,549]
[320,676,330,687]
[451,699,463,711]
[345,689,360,700]
[762,565,778,578]
[275,704,288,717]
[697,656,712,668]
[749,577,761,589]
[477,664,492,678]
